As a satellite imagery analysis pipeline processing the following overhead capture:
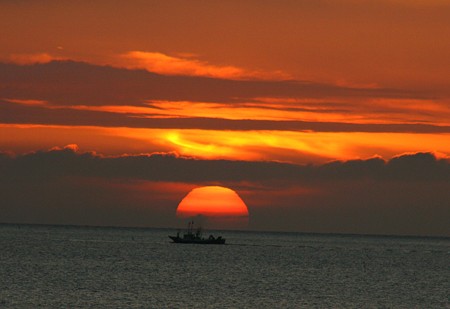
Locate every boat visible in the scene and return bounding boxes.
[169,221,226,244]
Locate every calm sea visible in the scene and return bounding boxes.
[0,224,448,308]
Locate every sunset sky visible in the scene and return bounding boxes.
[1,0,449,236]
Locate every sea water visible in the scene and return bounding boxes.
[0,224,448,308]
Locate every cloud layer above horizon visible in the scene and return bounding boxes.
[1,146,449,235]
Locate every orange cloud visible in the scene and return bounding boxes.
[120,51,289,80]
[2,124,450,164]
[7,53,61,65]
[114,128,450,164]
[50,144,80,152]
[4,98,48,106]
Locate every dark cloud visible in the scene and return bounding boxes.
[0,60,426,107]
[1,146,449,185]
[1,147,449,236]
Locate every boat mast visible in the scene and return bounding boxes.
[188,220,193,235]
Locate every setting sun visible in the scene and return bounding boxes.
[176,186,249,227]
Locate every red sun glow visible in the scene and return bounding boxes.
[176,186,249,219]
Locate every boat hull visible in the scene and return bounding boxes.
[169,236,226,244]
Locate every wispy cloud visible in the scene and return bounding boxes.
[120,51,290,80]
[3,99,450,134]
[4,98,48,106]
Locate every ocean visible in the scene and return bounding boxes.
[0,224,448,308]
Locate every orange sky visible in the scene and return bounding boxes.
[2,1,450,90]
[1,1,449,235]
[1,0,450,165]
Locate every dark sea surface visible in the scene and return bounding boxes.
[0,224,449,308]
